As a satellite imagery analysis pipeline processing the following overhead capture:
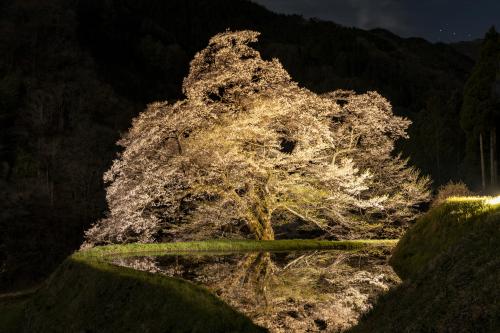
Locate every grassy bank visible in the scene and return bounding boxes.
[24,257,265,333]
[77,238,397,259]
[390,196,499,279]
[0,297,29,333]
[2,239,395,332]
[352,197,500,332]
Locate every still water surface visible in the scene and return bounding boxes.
[112,248,399,332]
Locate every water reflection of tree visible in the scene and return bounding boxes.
[231,250,400,332]
[113,249,399,332]
[219,252,275,311]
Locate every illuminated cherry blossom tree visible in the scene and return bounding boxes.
[83,30,429,247]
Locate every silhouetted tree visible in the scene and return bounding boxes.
[461,26,500,190]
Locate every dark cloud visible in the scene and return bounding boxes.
[252,0,500,42]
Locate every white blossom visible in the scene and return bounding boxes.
[83,30,429,247]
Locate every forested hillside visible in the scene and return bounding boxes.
[0,0,474,290]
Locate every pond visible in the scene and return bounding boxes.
[111,247,399,332]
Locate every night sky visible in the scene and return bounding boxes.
[252,0,500,42]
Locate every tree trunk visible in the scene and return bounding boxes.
[480,132,486,191]
[247,186,275,240]
[254,206,274,240]
[434,115,441,184]
[246,202,275,240]
[491,127,497,187]
[260,215,274,240]
[436,143,441,184]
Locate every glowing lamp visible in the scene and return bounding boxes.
[486,196,500,205]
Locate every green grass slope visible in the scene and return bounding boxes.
[351,197,500,333]
[2,239,395,333]
[390,197,499,279]
[24,258,265,333]
[0,297,29,333]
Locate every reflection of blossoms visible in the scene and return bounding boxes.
[112,256,160,274]
[112,249,400,332]
[83,30,429,247]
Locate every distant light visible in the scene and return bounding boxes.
[486,196,500,205]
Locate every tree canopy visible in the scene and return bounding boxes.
[83,30,429,247]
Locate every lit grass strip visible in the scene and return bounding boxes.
[76,239,398,261]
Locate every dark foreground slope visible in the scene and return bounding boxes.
[23,258,265,333]
[1,0,472,290]
[352,198,500,333]
[0,239,393,332]
[4,241,310,332]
